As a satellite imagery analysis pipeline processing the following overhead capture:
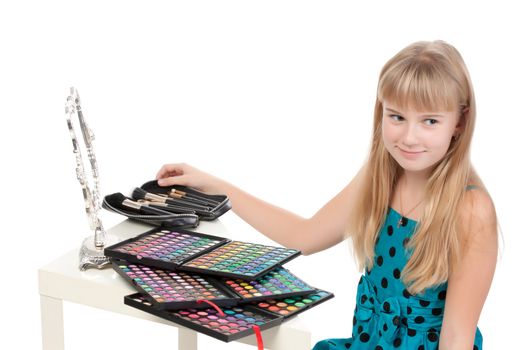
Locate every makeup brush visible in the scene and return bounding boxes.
[136,199,196,215]
[132,188,210,211]
[165,190,215,207]
[116,194,177,216]
[168,188,220,206]
[141,196,214,217]
[157,191,216,208]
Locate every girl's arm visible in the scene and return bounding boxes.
[156,163,364,255]
[439,189,498,350]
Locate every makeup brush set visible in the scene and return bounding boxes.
[104,225,334,342]
[103,180,232,228]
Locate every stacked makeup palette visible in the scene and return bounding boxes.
[105,227,301,279]
[112,259,240,309]
[106,226,334,343]
[125,293,284,342]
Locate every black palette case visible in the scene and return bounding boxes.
[140,180,231,221]
[124,289,334,342]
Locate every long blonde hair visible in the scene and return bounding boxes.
[348,40,488,295]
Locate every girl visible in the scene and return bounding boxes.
[156,40,498,350]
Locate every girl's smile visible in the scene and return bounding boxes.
[398,147,425,158]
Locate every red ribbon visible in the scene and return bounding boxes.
[196,299,226,317]
[252,325,264,350]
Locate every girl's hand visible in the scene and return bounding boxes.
[155,163,223,194]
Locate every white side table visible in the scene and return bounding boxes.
[38,218,313,350]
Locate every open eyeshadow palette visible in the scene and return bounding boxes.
[181,240,301,280]
[112,259,239,309]
[112,259,317,309]
[125,290,334,342]
[105,227,301,280]
[125,293,282,342]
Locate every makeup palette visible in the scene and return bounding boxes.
[111,259,239,310]
[182,241,301,280]
[104,227,230,269]
[125,293,282,342]
[251,290,334,319]
[105,228,301,280]
[221,267,316,302]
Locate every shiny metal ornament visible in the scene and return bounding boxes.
[64,87,117,270]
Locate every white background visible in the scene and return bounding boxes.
[1,1,528,349]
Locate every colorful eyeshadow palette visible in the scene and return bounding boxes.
[182,241,301,280]
[221,267,316,302]
[125,293,283,342]
[111,259,239,310]
[104,227,230,270]
[251,290,334,320]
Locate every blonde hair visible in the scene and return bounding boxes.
[348,40,490,294]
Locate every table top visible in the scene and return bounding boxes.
[38,217,311,345]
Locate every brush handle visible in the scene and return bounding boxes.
[172,194,216,207]
[147,203,196,215]
[138,205,175,216]
[165,197,211,210]
[123,199,175,216]
[170,190,220,206]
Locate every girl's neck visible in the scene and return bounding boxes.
[400,169,430,193]
[390,169,431,221]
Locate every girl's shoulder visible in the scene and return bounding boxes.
[458,184,497,239]
[461,183,495,214]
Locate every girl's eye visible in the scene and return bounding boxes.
[425,119,438,126]
[390,114,404,122]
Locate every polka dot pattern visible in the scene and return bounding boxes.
[312,207,483,350]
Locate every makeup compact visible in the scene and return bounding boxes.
[105,227,301,280]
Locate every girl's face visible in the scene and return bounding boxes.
[381,101,461,175]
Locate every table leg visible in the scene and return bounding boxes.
[40,295,65,350]
[178,326,198,350]
[265,326,312,350]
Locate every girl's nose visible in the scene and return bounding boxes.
[402,124,420,146]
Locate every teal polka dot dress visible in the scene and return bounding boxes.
[313,205,483,350]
